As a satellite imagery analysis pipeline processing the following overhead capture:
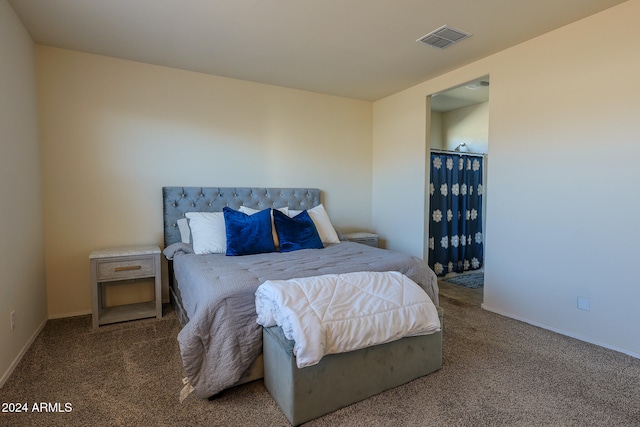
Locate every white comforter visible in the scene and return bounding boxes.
[255,271,441,368]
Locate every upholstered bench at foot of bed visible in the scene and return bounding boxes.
[263,308,443,426]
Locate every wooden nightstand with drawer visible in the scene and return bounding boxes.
[90,245,162,329]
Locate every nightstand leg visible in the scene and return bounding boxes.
[154,253,162,318]
[90,260,99,329]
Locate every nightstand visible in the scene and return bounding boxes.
[90,245,162,329]
[344,232,379,248]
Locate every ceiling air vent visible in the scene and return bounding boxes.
[417,25,471,49]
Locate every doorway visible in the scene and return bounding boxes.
[428,77,489,306]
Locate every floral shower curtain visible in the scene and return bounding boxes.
[428,152,484,276]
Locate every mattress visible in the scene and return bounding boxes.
[169,241,439,398]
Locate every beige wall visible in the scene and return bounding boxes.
[441,102,489,153]
[36,47,373,317]
[0,0,48,385]
[373,0,640,357]
[372,90,430,256]
[429,102,489,152]
[429,111,443,150]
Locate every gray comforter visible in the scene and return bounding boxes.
[168,241,439,398]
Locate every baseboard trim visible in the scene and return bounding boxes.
[0,317,48,388]
[481,304,640,360]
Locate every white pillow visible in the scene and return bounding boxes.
[239,206,289,248]
[185,212,226,254]
[177,218,191,244]
[289,204,340,245]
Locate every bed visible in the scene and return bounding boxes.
[162,186,441,402]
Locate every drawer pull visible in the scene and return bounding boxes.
[114,265,142,272]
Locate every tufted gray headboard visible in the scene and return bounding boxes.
[162,187,321,247]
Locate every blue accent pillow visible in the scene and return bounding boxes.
[223,207,276,256]
[273,209,324,252]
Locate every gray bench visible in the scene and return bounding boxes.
[263,308,443,425]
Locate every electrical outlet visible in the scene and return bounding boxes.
[577,297,590,312]
[10,310,16,331]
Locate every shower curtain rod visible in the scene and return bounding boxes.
[430,148,486,158]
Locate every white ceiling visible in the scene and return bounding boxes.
[431,77,490,112]
[8,0,627,101]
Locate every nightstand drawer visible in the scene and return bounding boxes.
[96,256,156,281]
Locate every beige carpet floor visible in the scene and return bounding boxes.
[438,280,484,307]
[1,297,639,427]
